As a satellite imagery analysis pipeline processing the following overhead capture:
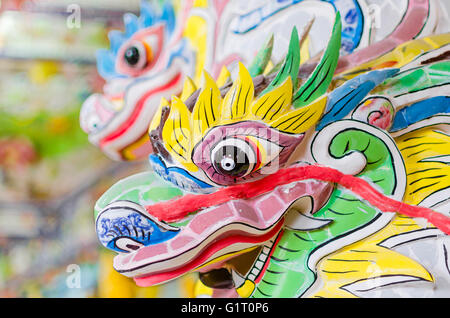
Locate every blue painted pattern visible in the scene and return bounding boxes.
[231,0,364,54]
[391,96,450,132]
[96,203,178,253]
[149,154,215,194]
[317,68,399,130]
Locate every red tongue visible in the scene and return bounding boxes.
[145,165,450,235]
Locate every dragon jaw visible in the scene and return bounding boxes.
[99,163,334,286]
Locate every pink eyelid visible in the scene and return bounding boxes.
[192,122,305,186]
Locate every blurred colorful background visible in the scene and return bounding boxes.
[0,0,197,298]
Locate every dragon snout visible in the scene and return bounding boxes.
[80,93,117,135]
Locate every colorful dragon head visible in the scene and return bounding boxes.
[93,10,450,297]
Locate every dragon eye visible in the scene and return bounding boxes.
[192,123,305,186]
[114,25,163,77]
[123,42,148,69]
[211,138,257,178]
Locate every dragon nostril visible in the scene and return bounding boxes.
[126,244,141,251]
[114,237,145,253]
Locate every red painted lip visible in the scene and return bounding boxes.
[133,220,284,287]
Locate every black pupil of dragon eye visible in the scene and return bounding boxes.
[124,46,140,66]
[213,145,250,177]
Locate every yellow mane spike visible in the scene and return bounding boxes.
[159,61,322,168]
[312,209,435,298]
[299,18,314,65]
[221,62,255,121]
[269,95,327,134]
[216,66,231,87]
[263,60,274,75]
[250,77,293,122]
[300,36,311,64]
[191,71,222,144]
[162,96,196,170]
[149,97,170,133]
[180,76,197,101]
[201,70,220,91]
[395,125,450,206]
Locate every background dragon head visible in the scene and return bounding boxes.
[80,1,191,161]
